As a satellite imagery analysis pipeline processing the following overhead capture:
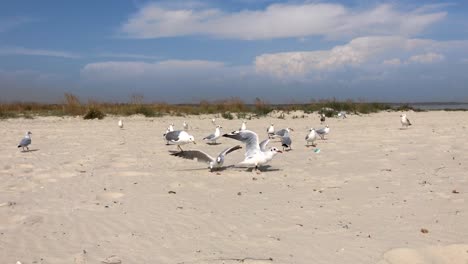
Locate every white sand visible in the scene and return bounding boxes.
[0,111,467,264]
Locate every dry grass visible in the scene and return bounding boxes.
[0,93,414,120]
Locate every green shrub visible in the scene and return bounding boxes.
[83,107,105,119]
[221,111,234,120]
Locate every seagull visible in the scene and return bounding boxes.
[267,123,275,138]
[223,130,282,172]
[167,123,174,132]
[305,128,318,147]
[170,145,242,171]
[203,125,222,144]
[240,120,247,131]
[18,131,32,151]
[337,111,347,119]
[274,128,293,138]
[320,113,326,123]
[183,121,189,131]
[400,114,412,128]
[163,123,175,144]
[118,119,123,129]
[281,130,292,151]
[211,118,217,126]
[164,130,196,151]
[316,125,330,140]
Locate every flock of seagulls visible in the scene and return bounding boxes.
[17,112,414,172]
[160,116,334,172]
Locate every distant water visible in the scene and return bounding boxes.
[390,103,468,110]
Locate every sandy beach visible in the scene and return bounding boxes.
[1,111,467,264]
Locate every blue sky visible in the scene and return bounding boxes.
[1,0,468,103]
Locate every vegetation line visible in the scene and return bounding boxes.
[0,93,425,120]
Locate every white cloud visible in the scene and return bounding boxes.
[0,46,80,59]
[81,60,225,81]
[407,52,445,64]
[97,53,161,60]
[119,3,446,40]
[383,58,402,65]
[255,36,432,77]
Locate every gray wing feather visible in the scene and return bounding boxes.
[223,130,260,157]
[203,133,215,140]
[171,150,214,163]
[275,129,287,137]
[220,145,242,156]
[281,136,292,146]
[316,128,326,134]
[259,139,270,151]
[165,131,181,141]
[19,137,31,146]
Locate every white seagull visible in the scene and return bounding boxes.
[400,114,412,128]
[170,145,242,171]
[18,131,32,151]
[267,123,275,138]
[223,130,282,172]
[211,118,217,126]
[305,128,318,147]
[183,121,189,131]
[164,130,196,151]
[118,119,123,129]
[240,120,247,131]
[203,125,223,144]
[316,125,330,140]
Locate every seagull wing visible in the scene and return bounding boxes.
[275,129,287,137]
[220,145,243,156]
[165,131,181,141]
[223,130,260,157]
[259,139,270,151]
[171,150,214,163]
[19,137,31,146]
[203,133,215,140]
[316,127,326,134]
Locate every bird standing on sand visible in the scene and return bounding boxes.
[400,114,412,128]
[203,125,222,144]
[164,130,196,151]
[223,130,282,172]
[18,131,32,151]
[183,121,189,131]
[211,118,217,126]
[305,128,318,147]
[118,119,123,129]
[316,125,330,140]
[170,145,242,172]
[320,113,326,123]
[267,123,275,138]
[281,130,292,151]
[240,121,247,131]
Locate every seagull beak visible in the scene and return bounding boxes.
[277,150,283,153]
[192,141,196,144]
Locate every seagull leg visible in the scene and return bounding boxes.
[177,145,183,152]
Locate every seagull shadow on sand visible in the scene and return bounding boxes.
[21,149,40,153]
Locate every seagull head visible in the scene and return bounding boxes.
[27,131,32,135]
[189,135,196,144]
[216,125,222,129]
[270,147,282,154]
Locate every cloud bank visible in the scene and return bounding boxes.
[120,3,446,40]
